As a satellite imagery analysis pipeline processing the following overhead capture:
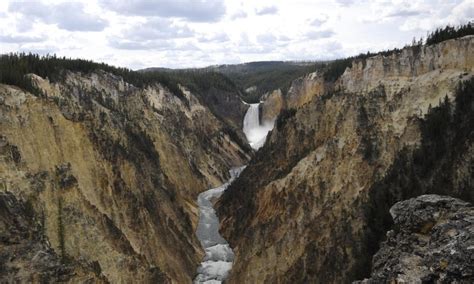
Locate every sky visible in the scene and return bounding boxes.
[0,0,472,69]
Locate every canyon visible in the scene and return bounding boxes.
[0,35,473,284]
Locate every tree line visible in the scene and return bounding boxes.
[0,53,241,102]
[426,22,473,45]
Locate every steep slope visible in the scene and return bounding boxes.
[0,191,106,282]
[218,36,473,283]
[0,70,250,282]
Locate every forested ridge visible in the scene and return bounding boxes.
[0,53,243,103]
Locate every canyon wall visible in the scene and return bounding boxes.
[0,71,250,282]
[218,36,474,283]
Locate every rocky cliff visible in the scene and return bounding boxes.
[359,195,474,283]
[260,89,284,123]
[218,36,474,283]
[0,70,250,282]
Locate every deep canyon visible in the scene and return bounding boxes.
[0,34,473,284]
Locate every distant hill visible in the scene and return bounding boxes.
[140,61,326,103]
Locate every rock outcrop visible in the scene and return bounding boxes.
[359,195,474,283]
[218,36,474,283]
[260,89,284,123]
[285,71,328,109]
[259,72,327,124]
[0,70,250,282]
[0,191,107,282]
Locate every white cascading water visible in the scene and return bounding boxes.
[243,103,274,150]
[194,167,245,283]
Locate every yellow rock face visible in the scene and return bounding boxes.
[261,89,285,123]
[0,71,250,283]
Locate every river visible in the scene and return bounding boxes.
[194,102,272,283]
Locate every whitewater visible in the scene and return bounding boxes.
[243,103,274,150]
[194,102,273,283]
[193,167,244,283]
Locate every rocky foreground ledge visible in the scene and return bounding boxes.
[358,195,474,283]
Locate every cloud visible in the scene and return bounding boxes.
[235,33,275,54]
[8,1,108,32]
[256,33,278,45]
[18,44,58,55]
[237,32,292,55]
[231,10,247,20]
[400,0,473,32]
[386,8,426,18]
[15,17,34,32]
[309,15,329,27]
[0,34,47,43]
[449,0,474,24]
[199,32,230,43]
[335,0,356,7]
[110,18,195,50]
[101,0,226,22]
[282,40,344,61]
[256,6,279,16]
[305,29,335,39]
[109,39,175,50]
[52,2,109,31]
[126,18,194,41]
[174,42,201,52]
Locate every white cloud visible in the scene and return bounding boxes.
[0,0,470,69]
[256,6,279,16]
[386,8,427,18]
[230,10,247,20]
[335,0,357,7]
[308,15,329,27]
[18,44,59,55]
[8,1,108,32]
[305,29,335,40]
[449,0,474,24]
[0,34,47,43]
[109,18,194,50]
[101,0,226,22]
[199,32,230,43]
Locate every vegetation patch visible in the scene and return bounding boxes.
[361,78,474,280]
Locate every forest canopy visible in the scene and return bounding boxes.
[426,22,473,45]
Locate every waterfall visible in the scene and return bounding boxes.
[243,103,274,150]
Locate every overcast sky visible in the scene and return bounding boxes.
[0,0,472,69]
